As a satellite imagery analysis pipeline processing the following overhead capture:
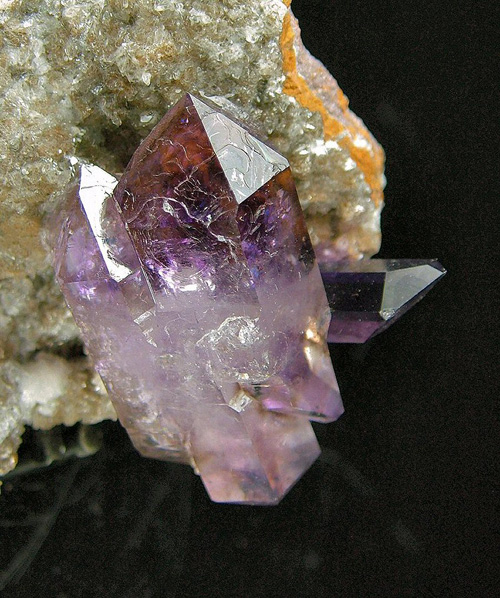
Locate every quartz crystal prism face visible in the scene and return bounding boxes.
[319,259,446,343]
[53,93,343,505]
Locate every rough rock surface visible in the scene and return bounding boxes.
[0,0,384,475]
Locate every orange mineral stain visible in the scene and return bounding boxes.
[280,8,384,207]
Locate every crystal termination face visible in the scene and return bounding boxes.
[54,94,343,505]
[320,259,446,343]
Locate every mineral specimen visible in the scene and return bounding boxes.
[53,94,343,504]
[320,259,446,343]
[0,0,384,477]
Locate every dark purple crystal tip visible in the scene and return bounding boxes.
[319,259,446,343]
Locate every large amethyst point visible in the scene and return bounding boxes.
[113,93,342,422]
[319,259,446,343]
[54,94,343,505]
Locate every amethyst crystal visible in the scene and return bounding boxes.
[319,259,446,343]
[53,94,343,505]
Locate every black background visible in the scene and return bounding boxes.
[1,1,498,596]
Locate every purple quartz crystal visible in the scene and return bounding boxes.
[319,259,446,343]
[53,93,343,505]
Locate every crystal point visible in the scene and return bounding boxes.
[54,94,343,505]
[319,259,446,343]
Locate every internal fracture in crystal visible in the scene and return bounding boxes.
[53,94,343,505]
[319,259,446,343]
[1,1,386,478]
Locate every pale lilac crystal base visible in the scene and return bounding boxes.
[53,94,343,505]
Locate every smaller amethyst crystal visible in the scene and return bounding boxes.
[319,259,446,343]
[53,94,343,505]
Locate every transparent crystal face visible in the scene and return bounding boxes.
[190,95,290,204]
[78,165,132,283]
[319,259,446,343]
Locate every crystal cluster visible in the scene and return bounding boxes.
[0,1,384,476]
[54,94,343,504]
[320,259,446,343]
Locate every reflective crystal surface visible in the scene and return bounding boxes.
[320,259,446,343]
[54,94,343,505]
[1,2,387,478]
